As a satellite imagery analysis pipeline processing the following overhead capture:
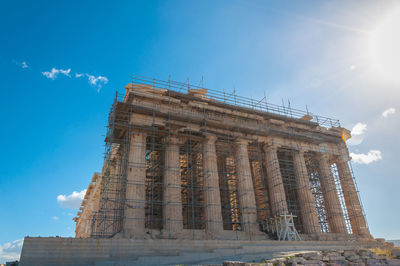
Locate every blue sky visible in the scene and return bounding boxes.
[1,0,400,262]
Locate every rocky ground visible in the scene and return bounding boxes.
[215,247,400,265]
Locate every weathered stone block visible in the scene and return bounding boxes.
[369,252,378,259]
[261,263,274,266]
[223,261,246,266]
[343,250,357,258]
[377,254,388,259]
[327,262,344,266]
[386,242,395,248]
[303,251,323,261]
[302,259,325,265]
[392,247,400,259]
[288,257,306,264]
[366,258,386,265]
[387,258,400,265]
[357,249,373,258]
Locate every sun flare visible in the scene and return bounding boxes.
[369,8,400,83]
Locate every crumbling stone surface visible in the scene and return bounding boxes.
[392,247,400,259]
[223,262,246,266]
[218,248,400,266]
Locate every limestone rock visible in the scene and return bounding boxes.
[387,259,400,265]
[303,251,323,261]
[392,247,400,259]
[223,261,246,266]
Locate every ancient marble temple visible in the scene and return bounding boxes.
[74,75,371,242]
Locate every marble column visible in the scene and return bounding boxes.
[162,135,183,237]
[317,154,348,234]
[203,134,224,236]
[336,156,370,236]
[123,132,147,237]
[234,139,259,234]
[264,144,288,216]
[293,150,320,234]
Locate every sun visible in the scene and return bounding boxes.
[369,8,400,83]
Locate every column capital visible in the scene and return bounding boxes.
[203,133,217,143]
[318,153,330,160]
[291,142,311,154]
[256,136,267,143]
[263,142,278,152]
[234,138,249,145]
[294,149,305,155]
[161,134,180,145]
[130,130,147,138]
[337,154,351,162]
[263,137,281,151]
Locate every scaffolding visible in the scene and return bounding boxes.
[262,214,302,241]
[81,74,369,240]
[305,152,330,233]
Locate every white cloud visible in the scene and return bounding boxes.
[86,74,108,91]
[351,122,367,135]
[42,68,71,79]
[41,68,108,91]
[52,216,59,221]
[13,60,29,69]
[382,107,396,118]
[347,122,367,146]
[0,239,23,264]
[350,150,382,164]
[57,189,86,209]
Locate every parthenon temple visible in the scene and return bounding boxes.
[74,75,370,242]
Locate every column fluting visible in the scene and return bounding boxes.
[162,135,183,237]
[202,134,224,236]
[336,156,370,236]
[234,139,259,234]
[317,154,348,234]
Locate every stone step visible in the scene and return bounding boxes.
[19,237,381,266]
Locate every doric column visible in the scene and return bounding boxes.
[162,135,183,237]
[317,154,348,234]
[263,143,288,216]
[202,134,224,236]
[336,156,370,236]
[234,139,259,234]
[293,150,320,234]
[122,131,147,237]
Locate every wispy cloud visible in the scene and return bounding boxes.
[347,122,367,146]
[86,74,108,91]
[57,189,86,209]
[0,239,23,264]
[13,60,29,69]
[42,67,108,91]
[350,150,382,164]
[52,216,59,221]
[382,107,396,118]
[42,68,71,79]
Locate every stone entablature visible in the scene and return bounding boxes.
[123,84,347,155]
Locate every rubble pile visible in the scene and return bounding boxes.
[221,248,400,265]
